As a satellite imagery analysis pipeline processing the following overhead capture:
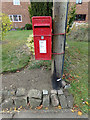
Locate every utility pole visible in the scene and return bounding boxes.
[52,0,67,79]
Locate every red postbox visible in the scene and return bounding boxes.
[32,16,52,60]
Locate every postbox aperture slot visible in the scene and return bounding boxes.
[34,26,50,28]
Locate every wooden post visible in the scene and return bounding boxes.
[52,1,67,79]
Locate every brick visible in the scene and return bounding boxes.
[2,1,31,28]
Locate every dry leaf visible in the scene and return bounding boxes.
[36,105,43,110]
[85,101,89,106]
[78,111,82,116]
[14,107,17,112]
[58,105,62,109]
[45,107,48,110]
[20,106,23,109]
[71,109,75,113]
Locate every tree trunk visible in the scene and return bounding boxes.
[52,1,67,79]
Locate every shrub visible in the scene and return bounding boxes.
[28,2,53,23]
[67,4,76,34]
[0,13,12,40]
[26,34,34,55]
[25,24,32,30]
[20,27,25,30]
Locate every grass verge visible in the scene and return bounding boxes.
[64,40,88,113]
[2,30,33,73]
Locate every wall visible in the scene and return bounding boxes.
[2,1,31,28]
[69,2,88,22]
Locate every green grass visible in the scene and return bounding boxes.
[2,30,33,72]
[64,40,88,113]
[29,60,51,70]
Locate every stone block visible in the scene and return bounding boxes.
[28,89,42,99]
[0,97,2,104]
[59,95,67,109]
[51,94,59,107]
[51,90,57,95]
[2,98,14,109]
[43,95,49,107]
[16,88,26,97]
[67,95,74,108]
[63,89,70,97]
[29,98,42,108]
[8,90,15,96]
[43,90,48,95]
[14,98,27,108]
[58,89,64,95]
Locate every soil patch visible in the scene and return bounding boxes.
[2,67,52,91]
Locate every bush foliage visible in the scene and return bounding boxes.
[28,2,53,22]
[1,13,12,40]
[67,3,76,33]
[26,34,34,55]
[25,24,32,30]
